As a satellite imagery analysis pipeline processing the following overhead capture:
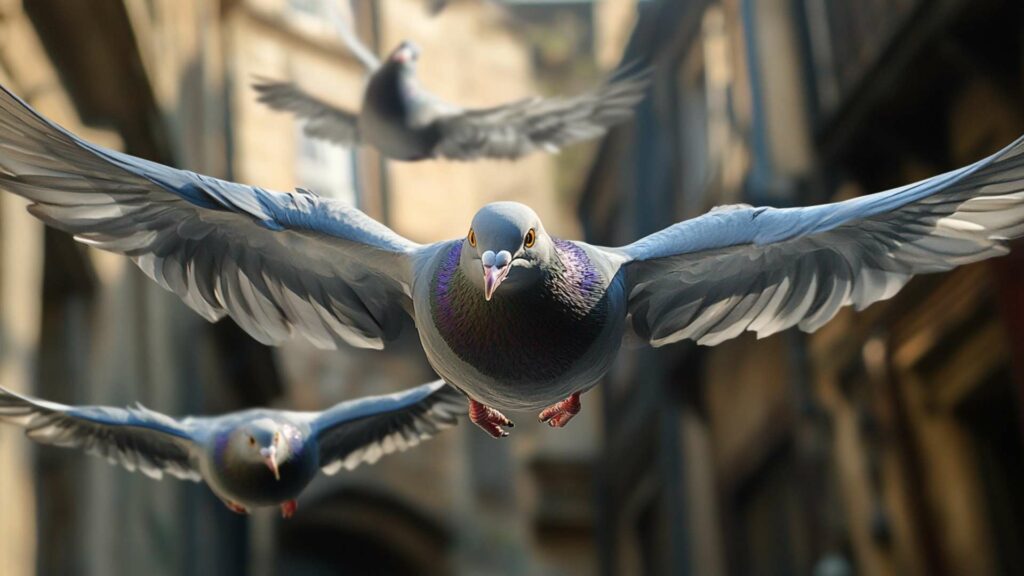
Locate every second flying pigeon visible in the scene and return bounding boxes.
[253,41,649,161]
[0,381,462,517]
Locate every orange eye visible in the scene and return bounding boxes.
[468,228,477,247]
[524,228,536,248]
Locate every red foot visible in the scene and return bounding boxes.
[538,392,581,428]
[224,500,249,515]
[468,398,514,438]
[280,499,297,519]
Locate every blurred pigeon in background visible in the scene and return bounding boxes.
[253,41,650,161]
[1,83,1023,439]
[0,381,462,517]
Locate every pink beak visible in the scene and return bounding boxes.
[392,43,417,64]
[483,264,510,301]
[260,446,280,481]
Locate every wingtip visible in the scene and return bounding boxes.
[608,59,655,85]
[0,386,32,402]
[249,77,294,102]
[249,74,282,88]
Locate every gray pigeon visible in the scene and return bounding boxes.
[252,41,650,161]
[1,84,1023,438]
[0,381,462,517]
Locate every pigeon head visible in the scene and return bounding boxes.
[227,418,300,481]
[388,41,420,68]
[461,202,552,301]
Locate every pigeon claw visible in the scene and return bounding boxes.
[281,499,298,519]
[468,398,514,439]
[224,500,250,515]
[538,392,581,429]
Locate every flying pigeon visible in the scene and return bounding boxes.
[0,381,462,517]
[252,41,650,161]
[1,84,1023,438]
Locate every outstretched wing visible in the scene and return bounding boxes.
[0,83,418,350]
[615,136,1024,347]
[433,71,649,160]
[253,80,361,147]
[308,381,463,474]
[0,387,201,481]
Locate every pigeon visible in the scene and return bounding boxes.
[252,41,650,161]
[1,83,1023,438]
[0,381,462,517]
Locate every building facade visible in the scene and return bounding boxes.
[580,0,1024,575]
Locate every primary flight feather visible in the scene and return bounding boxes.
[1,83,1022,438]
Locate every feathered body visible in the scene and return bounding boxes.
[0,381,462,515]
[359,63,440,161]
[419,238,626,410]
[203,418,319,508]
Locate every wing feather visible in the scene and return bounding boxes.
[433,71,649,160]
[0,387,200,481]
[252,80,361,146]
[307,381,463,474]
[0,83,417,350]
[618,135,1024,346]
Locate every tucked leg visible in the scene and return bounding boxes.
[280,499,298,519]
[468,398,514,438]
[538,392,581,428]
[223,500,249,515]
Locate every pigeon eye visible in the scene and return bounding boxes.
[248,436,256,446]
[524,229,536,248]
[468,228,477,247]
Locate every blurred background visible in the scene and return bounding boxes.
[0,0,1022,574]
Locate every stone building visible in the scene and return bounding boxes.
[580,0,1024,575]
[0,0,601,574]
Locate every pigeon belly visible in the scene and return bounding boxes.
[359,107,437,160]
[359,71,438,160]
[424,240,624,411]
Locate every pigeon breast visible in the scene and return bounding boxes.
[359,67,439,160]
[207,427,319,507]
[429,239,610,386]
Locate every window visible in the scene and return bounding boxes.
[675,5,745,217]
[287,0,322,15]
[295,126,359,206]
[287,0,359,40]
